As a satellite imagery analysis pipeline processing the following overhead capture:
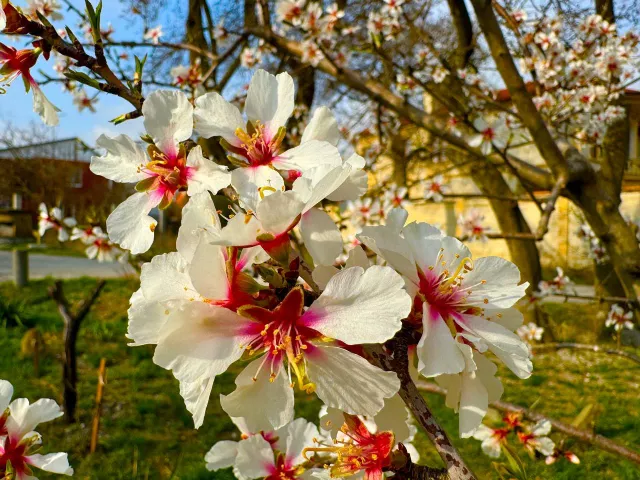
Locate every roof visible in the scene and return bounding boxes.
[0,137,96,163]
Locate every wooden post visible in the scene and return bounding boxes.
[12,250,29,287]
[49,280,107,423]
[444,201,457,237]
[90,358,107,453]
[11,193,23,210]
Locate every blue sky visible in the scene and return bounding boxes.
[1,1,150,145]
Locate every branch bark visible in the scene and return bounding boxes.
[367,334,477,480]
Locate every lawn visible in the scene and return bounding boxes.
[0,279,639,479]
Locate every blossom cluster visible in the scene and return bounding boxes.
[38,203,126,263]
[0,379,73,480]
[605,303,634,333]
[83,69,535,478]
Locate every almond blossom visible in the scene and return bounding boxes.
[276,0,305,26]
[26,0,62,21]
[72,88,97,112]
[194,70,344,212]
[516,322,544,343]
[605,304,634,332]
[423,175,448,203]
[38,203,76,242]
[458,210,490,242]
[359,208,532,436]
[537,267,574,296]
[468,118,508,156]
[143,25,163,44]
[0,380,73,479]
[90,90,231,254]
[517,420,555,457]
[0,43,60,126]
[472,424,510,458]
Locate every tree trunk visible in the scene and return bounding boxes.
[595,0,615,23]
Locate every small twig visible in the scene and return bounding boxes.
[417,381,640,465]
[90,358,107,453]
[535,175,567,239]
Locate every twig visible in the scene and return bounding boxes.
[367,330,477,480]
[535,175,567,239]
[90,358,107,453]
[416,381,640,465]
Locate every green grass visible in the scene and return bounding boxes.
[1,279,639,479]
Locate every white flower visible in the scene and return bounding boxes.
[144,25,163,44]
[85,229,121,263]
[276,0,305,26]
[241,46,262,68]
[90,90,231,254]
[458,210,490,242]
[72,88,97,112]
[0,380,73,479]
[472,424,508,458]
[194,70,346,212]
[31,84,60,127]
[26,0,63,21]
[517,322,544,343]
[301,40,324,66]
[517,420,555,456]
[468,118,508,156]
[38,203,76,242]
[424,175,448,202]
[359,208,531,436]
[234,418,323,479]
[605,304,634,332]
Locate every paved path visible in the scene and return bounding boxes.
[0,251,136,281]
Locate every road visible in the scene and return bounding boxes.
[0,251,136,281]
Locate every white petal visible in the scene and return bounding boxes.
[0,379,13,412]
[472,424,494,441]
[306,345,400,417]
[275,418,319,468]
[0,7,6,32]
[220,357,294,431]
[274,140,342,172]
[179,375,215,428]
[312,265,339,290]
[531,419,552,436]
[186,145,231,196]
[301,106,340,145]
[304,266,409,344]
[300,209,342,266]
[372,394,411,443]
[345,246,369,269]
[245,70,294,131]
[142,90,193,155]
[358,226,418,283]
[189,237,229,301]
[293,164,353,212]
[212,212,263,247]
[140,252,194,303]
[106,192,160,254]
[177,192,221,262]
[326,154,368,202]
[256,190,305,235]
[485,308,524,332]
[459,371,489,438]
[32,86,60,127]
[153,302,252,383]
[8,398,62,437]
[231,165,285,213]
[463,257,528,308]
[480,437,502,458]
[205,440,239,471]
[26,452,73,475]
[474,353,504,403]
[194,92,244,143]
[91,134,148,183]
[235,434,275,479]
[417,307,466,377]
[534,436,556,456]
[384,208,409,234]
[126,289,173,346]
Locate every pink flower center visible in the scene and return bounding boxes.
[0,437,28,476]
[234,122,285,167]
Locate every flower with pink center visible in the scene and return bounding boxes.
[605,304,634,332]
[0,380,73,479]
[85,229,122,263]
[0,43,60,126]
[26,0,62,21]
[359,208,531,436]
[517,420,555,456]
[472,424,510,458]
[72,88,97,112]
[424,175,448,202]
[276,0,305,26]
[171,61,203,90]
[458,210,490,242]
[91,90,231,254]
[233,418,323,479]
[305,413,395,480]
[38,203,76,242]
[468,118,507,156]
[516,322,544,343]
[194,70,343,212]
[143,25,163,44]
